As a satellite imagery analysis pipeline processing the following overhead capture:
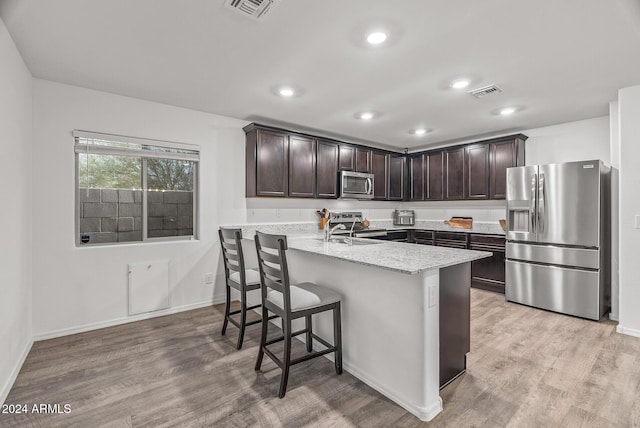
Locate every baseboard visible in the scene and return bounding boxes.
[341,360,443,421]
[1,339,33,405]
[33,296,226,341]
[616,325,640,338]
[304,333,442,421]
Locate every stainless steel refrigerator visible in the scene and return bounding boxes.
[505,160,610,320]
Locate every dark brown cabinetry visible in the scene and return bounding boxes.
[465,143,490,200]
[288,135,316,198]
[339,145,355,171]
[376,230,409,242]
[469,234,506,293]
[371,151,388,200]
[316,140,339,198]
[444,147,465,200]
[434,231,469,249]
[413,230,434,245]
[245,123,526,203]
[355,148,372,173]
[246,127,289,197]
[409,155,425,200]
[490,137,525,199]
[426,152,444,200]
[388,155,405,200]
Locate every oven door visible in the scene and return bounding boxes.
[340,171,374,199]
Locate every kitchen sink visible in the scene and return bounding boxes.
[314,237,383,246]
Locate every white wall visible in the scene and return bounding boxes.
[609,101,620,321]
[0,17,33,404]
[31,79,249,338]
[617,85,640,337]
[524,115,610,166]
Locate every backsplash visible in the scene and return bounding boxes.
[245,198,506,224]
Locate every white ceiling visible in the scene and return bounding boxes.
[1,0,640,150]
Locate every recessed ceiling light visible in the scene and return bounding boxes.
[359,112,374,120]
[366,32,387,45]
[278,87,295,97]
[499,107,516,115]
[451,79,470,89]
[410,128,432,136]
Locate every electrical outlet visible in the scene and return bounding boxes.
[205,273,214,284]
[429,286,438,308]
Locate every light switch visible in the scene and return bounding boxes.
[635,215,640,229]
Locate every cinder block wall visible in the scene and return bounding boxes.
[79,188,193,244]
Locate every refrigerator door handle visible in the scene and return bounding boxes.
[530,174,537,233]
[538,172,545,234]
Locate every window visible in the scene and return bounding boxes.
[74,131,199,245]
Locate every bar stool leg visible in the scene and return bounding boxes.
[279,319,292,398]
[236,290,248,350]
[255,306,268,371]
[221,284,231,336]
[305,315,313,352]
[333,303,343,375]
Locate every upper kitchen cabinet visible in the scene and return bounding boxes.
[288,135,316,198]
[388,155,405,200]
[425,151,444,201]
[489,136,527,199]
[339,144,355,171]
[371,151,388,200]
[355,148,372,173]
[316,140,339,198]
[245,125,288,197]
[444,147,465,200]
[465,143,490,200]
[409,154,425,201]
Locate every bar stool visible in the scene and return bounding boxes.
[254,231,343,398]
[219,227,266,350]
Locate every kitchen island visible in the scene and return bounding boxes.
[236,230,490,421]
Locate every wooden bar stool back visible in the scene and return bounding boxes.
[254,231,343,398]
[219,227,263,350]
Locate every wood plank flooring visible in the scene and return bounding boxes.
[2,289,640,427]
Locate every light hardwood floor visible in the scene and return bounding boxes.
[2,289,640,427]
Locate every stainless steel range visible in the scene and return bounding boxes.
[329,211,388,238]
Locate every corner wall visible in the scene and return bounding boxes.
[31,79,249,338]
[618,85,640,337]
[0,16,33,404]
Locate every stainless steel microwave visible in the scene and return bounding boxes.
[340,171,374,200]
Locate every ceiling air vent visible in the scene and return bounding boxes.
[468,84,503,99]
[224,0,277,20]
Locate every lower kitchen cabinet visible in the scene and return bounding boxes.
[469,234,506,293]
[413,230,434,245]
[435,231,469,248]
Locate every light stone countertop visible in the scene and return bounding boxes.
[227,220,505,239]
[281,235,491,275]
[369,220,506,235]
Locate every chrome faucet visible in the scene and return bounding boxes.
[344,216,361,246]
[324,223,346,242]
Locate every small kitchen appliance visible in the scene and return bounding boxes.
[393,209,415,226]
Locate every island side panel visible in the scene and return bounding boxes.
[285,249,443,422]
[439,262,471,388]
